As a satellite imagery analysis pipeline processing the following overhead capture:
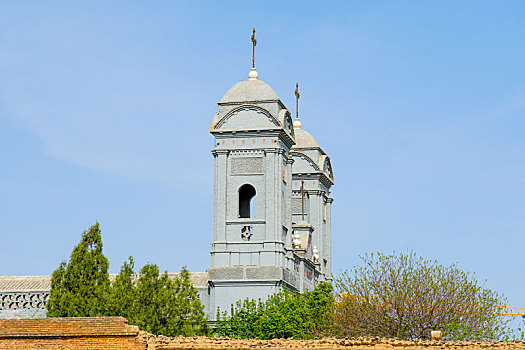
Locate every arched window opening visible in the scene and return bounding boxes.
[239,184,256,218]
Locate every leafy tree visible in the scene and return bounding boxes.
[47,222,110,317]
[130,263,208,336]
[217,282,334,339]
[334,251,512,341]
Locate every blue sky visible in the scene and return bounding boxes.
[1,1,524,310]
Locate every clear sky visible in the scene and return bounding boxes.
[1,1,524,309]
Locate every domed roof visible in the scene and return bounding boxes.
[293,127,319,148]
[219,79,280,104]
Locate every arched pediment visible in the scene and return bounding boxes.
[213,105,281,131]
[291,151,320,174]
[320,155,334,182]
[279,109,295,141]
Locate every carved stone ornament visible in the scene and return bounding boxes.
[313,246,320,263]
[292,232,302,249]
[241,226,253,241]
[0,292,49,310]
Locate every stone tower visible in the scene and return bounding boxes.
[290,118,334,283]
[207,67,334,318]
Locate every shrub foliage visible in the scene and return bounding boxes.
[217,282,334,339]
[334,251,512,341]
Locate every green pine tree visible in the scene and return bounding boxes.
[173,266,208,336]
[47,222,111,317]
[132,263,171,335]
[131,263,208,336]
[108,256,136,318]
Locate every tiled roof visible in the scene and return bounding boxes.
[0,276,51,292]
[0,272,209,292]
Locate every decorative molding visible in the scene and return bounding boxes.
[290,151,321,171]
[293,189,326,196]
[211,149,229,156]
[241,226,253,241]
[319,155,334,182]
[226,220,266,225]
[292,172,333,188]
[230,150,264,156]
[0,292,49,310]
[217,99,281,106]
[231,157,263,175]
[215,105,280,130]
[279,109,295,141]
[212,130,295,150]
[292,198,307,215]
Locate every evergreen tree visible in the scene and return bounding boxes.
[173,266,208,336]
[131,264,208,336]
[47,222,110,317]
[109,256,136,318]
[132,263,165,333]
[46,222,208,336]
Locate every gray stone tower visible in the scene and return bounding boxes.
[290,117,334,283]
[207,67,334,318]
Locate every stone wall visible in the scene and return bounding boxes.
[0,291,49,319]
[1,317,524,350]
[142,335,525,350]
[0,316,144,350]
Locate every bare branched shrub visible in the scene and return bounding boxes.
[334,251,512,341]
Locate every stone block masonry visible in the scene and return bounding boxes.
[0,316,144,350]
[142,335,525,350]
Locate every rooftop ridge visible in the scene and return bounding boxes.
[0,272,209,292]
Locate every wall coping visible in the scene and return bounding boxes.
[0,317,139,338]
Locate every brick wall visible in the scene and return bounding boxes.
[0,316,144,350]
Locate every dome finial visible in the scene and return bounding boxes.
[293,82,302,128]
[249,28,259,80]
[249,68,258,80]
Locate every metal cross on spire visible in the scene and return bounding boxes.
[300,179,306,221]
[295,82,300,121]
[251,27,257,69]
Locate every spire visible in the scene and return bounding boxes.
[293,82,302,128]
[249,27,259,80]
[251,27,257,69]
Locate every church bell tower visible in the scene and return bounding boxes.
[208,63,297,317]
[206,30,334,318]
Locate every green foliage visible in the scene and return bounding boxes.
[47,222,110,317]
[175,266,209,336]
[47,222,208,337]
[111,261,208,337]
[217,282,334,339]
[334,250,512,341]
[133,263,174,334]
[516,318,525,341]
[108,256,136,317]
